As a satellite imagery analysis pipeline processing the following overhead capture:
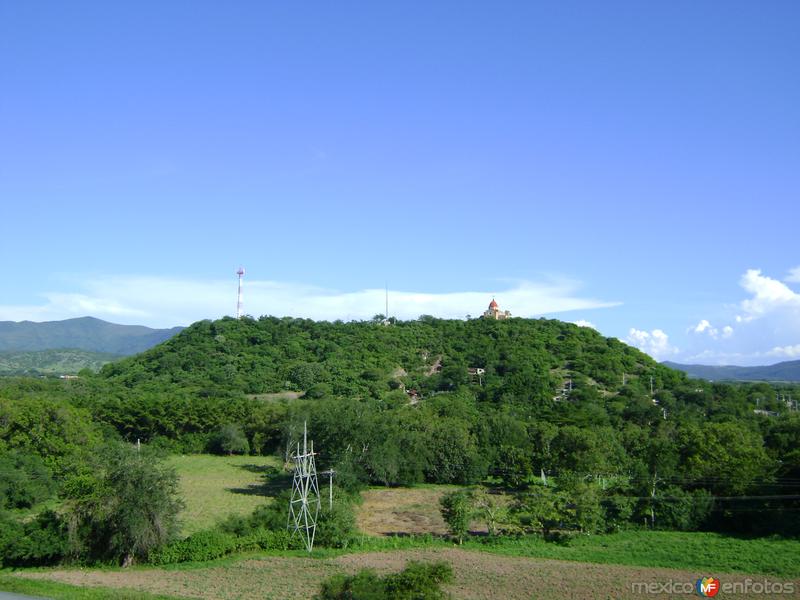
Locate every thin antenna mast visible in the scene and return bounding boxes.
[236,267,245,319]
[385,281,389,320]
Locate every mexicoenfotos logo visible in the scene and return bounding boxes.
[631,577,795,596]
[696,577,720,597]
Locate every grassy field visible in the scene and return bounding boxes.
[0,574,182,600]
[12,543,800,600]
[464,531,800,579]
[168,454,282,535]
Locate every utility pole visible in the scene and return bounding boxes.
[320,469,336,510]
[650,470,660,528]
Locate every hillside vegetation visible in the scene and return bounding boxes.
[1,315,799,573]
[0,348,120,376]
[101,315,679,397]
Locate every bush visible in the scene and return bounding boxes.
[315,499,356,548]
[149,528,301,565]
[0,510,68,567]
[149,530,238,565]
[210,424,250,455]
[655,486,713,531]
[439,490,473,544]
[219,493,291,537]
[316,561,453,600]
[0,451,57,509]
[384,561,453,599]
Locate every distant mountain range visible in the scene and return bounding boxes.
[663,360,800,382]
[0,317,183,357]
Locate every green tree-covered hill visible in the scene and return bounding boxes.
[100,315,682,402]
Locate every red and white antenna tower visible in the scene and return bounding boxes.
[236,267,245,319]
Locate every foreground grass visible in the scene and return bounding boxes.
[168,454,281,535]
[9,540,800,600]
[0,573,184,599]
[464,531,800,579]
[337,531,800,579]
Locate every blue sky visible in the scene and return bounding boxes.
[0,1,798,365]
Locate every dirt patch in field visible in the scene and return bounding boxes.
[18,549,800,600]
[357,487,455,536]
[356,487,509,537]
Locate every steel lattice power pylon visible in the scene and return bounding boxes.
[288,422,321,552]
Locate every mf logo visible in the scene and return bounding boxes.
[696,577,720,597]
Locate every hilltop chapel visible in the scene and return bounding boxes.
[482,298,511,320]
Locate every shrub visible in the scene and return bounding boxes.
[149,530,238,565]
[149,528,302,565]
[315,499,356,548]
[317,570,384,600]
[218,493,291,537]
[211,424,250,455]
[655,486,713,531]
[384,561,453,599]
[0,451,57,509]
[0,510,68,567]
[316,561,453,600]
[439,490,473,544]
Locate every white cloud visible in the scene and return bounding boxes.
[573,320,596,329]
[785,266,800,283]
[0,275,619,328]
[689,319,734,340]
[678,269,800,366]
[740,269,800,317]
[693,319,713,334]
[626,328,678,361]
[767,345,800,359]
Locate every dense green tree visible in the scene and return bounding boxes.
[64,444,183,566]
